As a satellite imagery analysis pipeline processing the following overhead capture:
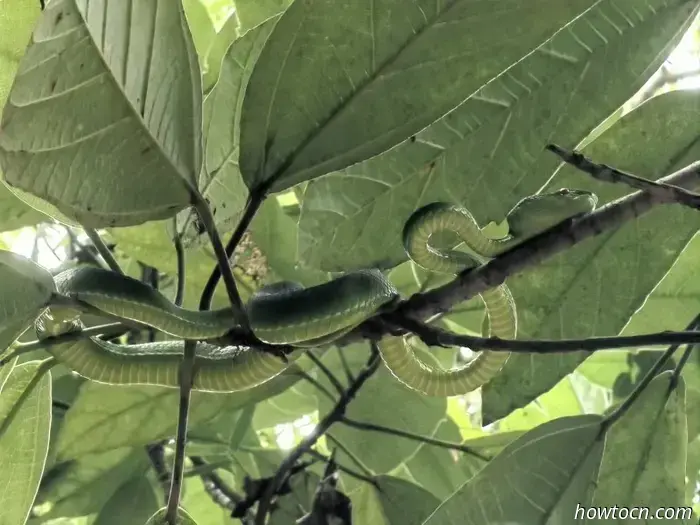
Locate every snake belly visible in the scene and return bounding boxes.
[377,203,518,397]
[36,266,398,392]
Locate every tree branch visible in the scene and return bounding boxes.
[386,312,700,353]
[254,343,382,524]
[198,186,268,314]
[332,159,700,345]
[547,144,700,211]
[83,228,123,274]
[339,417,491,462]
[165,340,197,524]
[192,194,249,331]
[304,350,345,396]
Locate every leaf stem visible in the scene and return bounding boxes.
[305,350,345,395]
[325,432,376,479]
[192,194,249,330]
[165,340,197,524]
[84,228,123,274]
[171,222,186,308]
[198,186,268,313]
[299,369,336,403]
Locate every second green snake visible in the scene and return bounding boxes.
[35,189,597,396]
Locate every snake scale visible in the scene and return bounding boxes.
[34,189,597,396]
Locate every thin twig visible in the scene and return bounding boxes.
[165,340,198,524]
[305,350,345,395]
[145,443,171,501]
[298,370,337,403]
[335,346,355,383]
[84,228,124,274]
[325,432,376,479]
[254,343,382,525]
[547,144,700,210]
[305,449,378,487]
[601,313,700,431]
[192,194,249,330]
[12,323,128,354]
[172,221,186,308]
[386,313,700,354]
[670,314,700,387]
[340,417,491,462]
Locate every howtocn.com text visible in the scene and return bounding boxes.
[575,504,694,521]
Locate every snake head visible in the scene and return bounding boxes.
[506,188,598,238]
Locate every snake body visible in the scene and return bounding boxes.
[36,189,597,396]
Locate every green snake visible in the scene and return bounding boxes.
[34,189,596,396]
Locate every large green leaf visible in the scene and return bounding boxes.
[0,360,52,525]
[178,15,280,245]
[0,0,202,227]
[481,89,700,423]
[350,475,440,525]
[298,0,697,271]
[592,372,688,516]
[93,467,160,525]
[0,249,56,352]
[183,0,217,60]
[423,416,604,524]
[201,10,240,92]
[234,0,292,32]
[401,418,485,500]
[239,0,600,193]
[0,0,49,231]
[55,362,308,459]
[29,448,146,522]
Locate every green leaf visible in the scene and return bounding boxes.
[593,372,688,513]
[239,0,601,193]
[56,364,308,459]
[234,0,292,32]
[350,475,440,525]
[32,448,147,522]
[0,249,56,352]
[202,10,240,92]
[401,418,484,500]
[424,415,604,524]
[0,0,202,227]
[179,15,280,245]
[269,471,321,525]
[316,344,446,474]
[297,0,696,271]
[93,467,160,525]
[250,197,328,286]
[145,507,199,525]
[0,0,50,231]
[0,360,52,525]
[183,0,217,60]
[481,89,700,423]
